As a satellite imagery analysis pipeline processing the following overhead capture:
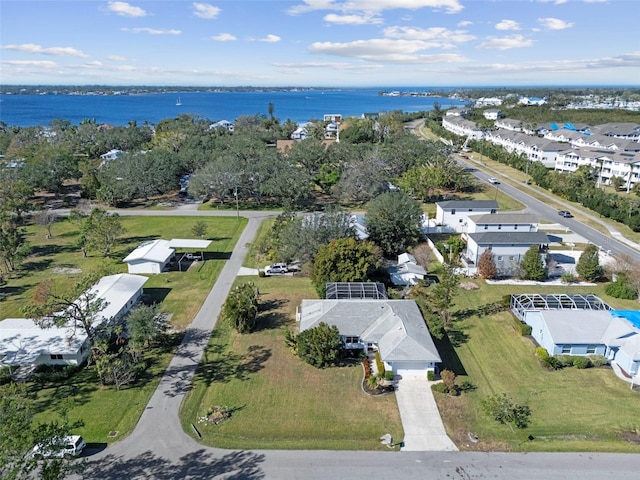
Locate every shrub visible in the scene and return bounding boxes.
[536,347,549,359]
[362,358,371,378]
[257,270,266,278]
[605,277,638,300]
[499,295,512,308]
[31,364,80,384]
[573,356,591,369]
[554,355,573,368]
[513,319,532,336]
[432,382,449,394]
[459,380,477,393]
[589,355,608,367]
[367,373,379,388]
[441,369,456,394]
[541,355,560,370]
[384,370,395,381]
[0,367,12,385]
[561,272,576,284]
[427,370,435,381]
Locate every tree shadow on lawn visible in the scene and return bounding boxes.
[195,342,272,388]
[254,298,289,331]
[31,371,99,414]
[30,244,79,257]
[453,301,507,323]
[0,284,31,301]
[20,258,54,273]
[84,448,265,479]
[142,288,172,305]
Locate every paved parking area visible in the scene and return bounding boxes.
[395,377,458,451]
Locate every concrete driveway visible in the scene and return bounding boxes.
[395,377,458,451]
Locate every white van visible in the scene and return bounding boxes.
[32,435,86,459]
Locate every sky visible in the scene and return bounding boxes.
[1,0,639,87]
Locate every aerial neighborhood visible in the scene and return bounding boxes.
[1,87,640,478]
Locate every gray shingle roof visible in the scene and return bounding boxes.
[467,213,538,225]
[299,299,441,363]
[468,231,549,245]
[437,200,499,210]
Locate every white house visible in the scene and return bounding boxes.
[462,231,550,277]
[435,200,498,233]
[0,274,148,368]
[123,239,212,274]
[483,109,501,120]
[298,299,441,377]
[209,120,234,132]
[466,213,538,234]
[100,149,123,161]
[475,97,503,107]
[388,253,426,286]
[519,96,546,106]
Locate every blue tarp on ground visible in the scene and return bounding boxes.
[549,122,558,130]
[611,310,640,330]
[564,122,575,130]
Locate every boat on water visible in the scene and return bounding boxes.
[176,97,182,106]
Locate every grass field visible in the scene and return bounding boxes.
[2,214,246,443]
[433,279,640,452]
[180,276,404,450]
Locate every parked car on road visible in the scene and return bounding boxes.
[557,210,573,218]
[488,177,500,184]
[265,263,288,274]
[32,435,86,459]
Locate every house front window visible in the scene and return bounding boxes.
[50,354,63,360]
[586,345,597,354]
[344,336,359,344]
[561,345,571,354]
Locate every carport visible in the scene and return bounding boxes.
[168,239,211,271]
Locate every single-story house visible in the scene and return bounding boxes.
[521,308,640,378]
[123,238,212,274]
[100,149,123,161]
[462,231,549,277]
[0,273,148,368]
[388,253,426,286]
[483,109,501,120]
[435,200,498,233]
[297,299,441,377]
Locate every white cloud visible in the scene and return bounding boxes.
[211,33,236,41]
[259,34,281,43]
[288,0,463,16]
[495,19,521,31]
[107,1,147,17]
[2,60,59,68]
[106,55,126,61]
[1,43,89,57]
[193,3,221,19]
[457,20,472,27]
[478,35,533,50]
[273,61,384,72]
[538,17,574,30]
[309,38,468,63]
[121,27,181,35]
[537,0,568,4]
[323,13,383,25]
[383,26,475,45]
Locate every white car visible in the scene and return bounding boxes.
[32,435,86,459]
[488,177,500,184]
[265,263,288,275]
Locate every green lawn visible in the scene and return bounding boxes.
[433,279,640,452]
[180,276,404,450]
[2,214,246,443]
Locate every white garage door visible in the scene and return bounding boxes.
[393,361,429,377]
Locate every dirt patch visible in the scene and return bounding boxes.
[619,430,640,444]
[460,282,480,291]
[51,267,83,274]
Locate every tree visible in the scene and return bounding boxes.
[23,274,108,365]
[294,322,343,368]
[410,243,433,272]
[478,249,498,279]
[519,245,546,281]
[191,220,208,239]
[277,208,355,263]
[481,393,532,431]
[70,208,124,257]
[365,191,423,256]
[576,244,602,282]
[0,383,85,480]
[126,303,167,350]
[310,238,381,298]
[428,262,461,334]
[95,348,144,391]
[610,176,625,191]
[221,282,259,333]
[34,209,58,239]
[0,216,30,274]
